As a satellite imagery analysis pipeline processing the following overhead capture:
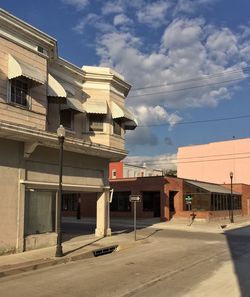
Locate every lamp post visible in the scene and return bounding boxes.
[230,171,234,223]
[55,125,65,257]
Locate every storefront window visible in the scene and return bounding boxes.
[62,193,78,211]
[110,191,131,212]
[24,191,56,236]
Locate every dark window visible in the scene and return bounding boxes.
[10,78,29,107]
[89,114,104,132]
[62,193,78,211]
[142,191,161,216]
[112,170,116,179]
[60,109,73,129]
[211,194,214,211]
[24,191,56,235]
[110,191,131,212]
[113,119,121,135]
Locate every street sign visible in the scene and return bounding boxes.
[129,195,141,202]
[129,195,141,241]
[185,195,192,202]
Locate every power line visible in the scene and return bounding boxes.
[130,67,250,92]
[125,154,250,166]
[136,114,250,128]
[128,76,248,98]
[126,150,250,165]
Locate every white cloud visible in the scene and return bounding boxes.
[62,0,89,10]
[124,154,177,171]
[73,13,100,33]
[132,105,182,128]
[136,1,171,27]
[174,0,220,15]
[102,1,125,15]
[161,18,204,49]
[206,28,239,65]
[113,14,132,27]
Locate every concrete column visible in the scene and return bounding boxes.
[95,188,111,237]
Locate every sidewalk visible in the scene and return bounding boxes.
[0,227,151,279]
[1,216,250,279]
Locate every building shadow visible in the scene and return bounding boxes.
[224,225,250,296]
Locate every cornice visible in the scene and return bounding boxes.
[83,70,131,97]
[0,9,56,46]
[0,120,127,161]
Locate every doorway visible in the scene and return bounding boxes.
[169,191,178,218]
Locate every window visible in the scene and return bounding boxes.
[89,114,104,132]
[111,169,117,179]
[62,193,78,211]
[24,190,56,236]
[110,191,131,212]
[113,119,121,135]
[9,78,29,107]
[60,109,73,130]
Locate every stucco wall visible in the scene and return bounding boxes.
[177,138,250,184]
[27,146,109,188]
[0,138,21,254]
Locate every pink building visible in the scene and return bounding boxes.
[177,138,250,184]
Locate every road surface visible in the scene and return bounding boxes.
[0,226,250,297]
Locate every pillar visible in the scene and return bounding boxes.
[95,188,111,237]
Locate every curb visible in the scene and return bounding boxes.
[0,250,94,278]
[0,239,144,279]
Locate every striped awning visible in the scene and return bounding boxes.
[111,101,137,130]
[60,97,85,113]
[8,55,46,86]
[83,100,107,114]
[48,74,67,98]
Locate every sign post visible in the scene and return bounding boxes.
[129,195,141,241]
[185,195,192,211]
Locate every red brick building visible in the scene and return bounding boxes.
[62,176,250,221]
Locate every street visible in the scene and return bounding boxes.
[0,226,250,297]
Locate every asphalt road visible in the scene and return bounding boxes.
[1,227,250,297]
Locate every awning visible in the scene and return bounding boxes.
[60,97,85,113]
[111,101,137,130]
[8,55,46,86]
[83,100,107,114]
[48,74,67,98]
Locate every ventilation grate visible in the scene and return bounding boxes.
[93,245,118,257]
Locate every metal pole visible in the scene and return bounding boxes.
[230,172,234,223]
[134,201,136,241]
[55,135,64,257]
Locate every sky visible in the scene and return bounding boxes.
[1,0,250,170]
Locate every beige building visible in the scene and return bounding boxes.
[0,9,136,254]
[177,138,250,184]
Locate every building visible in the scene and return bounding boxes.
[64,175,250,221]
[177,138,250,184]
[109,161,163,179]
[0,9,137,254]
[109,176,248,221]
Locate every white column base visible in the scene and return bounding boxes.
[95,188,112,237]
[95,227,111,237]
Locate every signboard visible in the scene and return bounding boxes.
[185,195,192,202]
[129,195,141,202]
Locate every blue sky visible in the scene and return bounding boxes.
[2,0,250,169]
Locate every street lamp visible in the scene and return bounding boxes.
[55,124,65,257]
[230,171,234,223]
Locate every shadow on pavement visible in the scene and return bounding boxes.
[224,225,250,297]
[63,237,104,256]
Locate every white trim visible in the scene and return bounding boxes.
[20,180,105,192]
